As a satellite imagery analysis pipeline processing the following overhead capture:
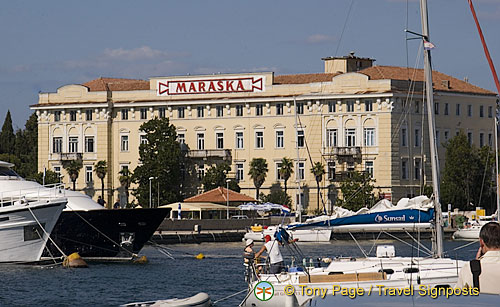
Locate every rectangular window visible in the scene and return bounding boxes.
[54,111,61,122]
[436,130,440,147]
[480,106,484,118]
[415,101,420,114]
[121,135,129,152]
[480,133,484,147]
[140,108,147,120]
[70,110,77,121]
[468,104,472,117]
[159,107,166,118]
[177,133,185,144]
[326,129,337,147]
[296,102,304,114]
[84,136,94,153]
[276,162,283,180]
[365,161,374,177]
[346,101,355,112]
[414,158,421,180]
[216,105,224,117]
[197,133,205,150]
[255,131,264,149]
[365,100,373,112]
[328,101,336,113]
[85,166,93,183]
[216,132,224,149]
[197,164,205,180]
[236,105,244,116]
[235,132,244,149]
[121,109,129,120]
[444,103,449,115]
[178,107,185,118]
[489,133,493,147]
[444,130,449,142]
[347,162,355,172]
[276,103,284,115]
[85,110,93,121]
[414,129,420,147]
[140,135,148,145]
[297,130,304,148]
[401,128,407,147]
[256,104,263,116]
[467,132,473,145]
[236,163,244,182]
[402,159,408,180]
[434,102,439,115]
[53,137,62,153]
[345,128,356,147]
[53,166,61,177]
[456,104,461,116]
[328,161,336,180]
[68,137,78,153]
[197,106,204,118]
[364,128,375,146]
[276,131,284,148]
[297,162,305,180]
[488,106,493,118]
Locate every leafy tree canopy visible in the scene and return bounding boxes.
[259,189,292,207]
[132,117,183,207]
[0,110,15,154]
[33,170,61,185]
[336,171,375,211]
[201,162,240,192]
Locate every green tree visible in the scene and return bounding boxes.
[62,159,83,191]
[13,113,38,179]
[33,170,61,185]
[259,189,292,207]
[201,162,240,192]
[133,117,183,207]
[336,171,375,211]
[311,161,326,213]
[248,158,268,199]
[94,160,108,201]
[441,132,495,211]
[119,168,133,206]
[279,157,294,195]
[0,111,15,154]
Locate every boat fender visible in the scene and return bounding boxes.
[378,268,395,275]
[62,252,88,268]
[195,253,205,259]
[133,256,148,264]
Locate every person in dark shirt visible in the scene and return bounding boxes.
[113,199,120,209]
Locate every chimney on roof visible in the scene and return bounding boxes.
[441,80,450,89]
[322,52,375,74]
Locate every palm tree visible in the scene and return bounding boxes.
[62,159,83,191]
[248,158,268,200]
[311,161,326,213]
[279,157,294,195]
[94,160,108,200]
[119,168,133,207]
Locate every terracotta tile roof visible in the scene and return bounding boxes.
[274,73,339,84]
[184,187,256,204]
[359,65,495,95]
[83,77,150,91]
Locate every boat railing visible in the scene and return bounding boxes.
[0,184,66,207]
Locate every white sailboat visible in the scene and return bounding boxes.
[240,1,465,305]
[0,161,67,263]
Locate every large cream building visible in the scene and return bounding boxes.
[32,54,497,211]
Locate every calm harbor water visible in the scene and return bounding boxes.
[0,239,478,306]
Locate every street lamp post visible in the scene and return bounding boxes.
[149,176,154,208]
[226,179,230,219]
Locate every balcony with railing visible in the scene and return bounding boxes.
[49,153,83,161]
[186,149,232,160]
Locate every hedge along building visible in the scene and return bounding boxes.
[31,54,497,211]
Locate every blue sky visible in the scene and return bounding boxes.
[1,0,499,128]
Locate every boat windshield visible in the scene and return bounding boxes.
[0,166,20,177]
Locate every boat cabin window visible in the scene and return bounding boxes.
[0,167,20,177]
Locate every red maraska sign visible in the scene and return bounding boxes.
[157,76,264,96]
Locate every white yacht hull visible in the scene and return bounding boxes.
[245,227,332,242]
[452,227,480,240]
[242,256,464,306]
[0,199,66,263]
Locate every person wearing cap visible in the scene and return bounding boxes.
[456,222,500,294]
[243,239,256,264]
[255,234,284,274]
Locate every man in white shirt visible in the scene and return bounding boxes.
[255,235,284,274]
[456,222,500,294]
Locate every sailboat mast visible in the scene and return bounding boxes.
[419,0,444,257]
[294,97,302,222]
[495,118,500,221]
